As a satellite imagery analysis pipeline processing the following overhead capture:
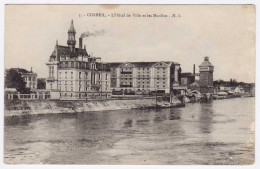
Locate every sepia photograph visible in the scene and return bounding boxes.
[2,4,256,165]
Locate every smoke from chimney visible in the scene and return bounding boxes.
[79,37,83,49]
[80,29,105,38]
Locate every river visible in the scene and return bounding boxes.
[4,97,255,165]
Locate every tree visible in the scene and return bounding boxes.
[4,68,27,93]
[37,78,46,89]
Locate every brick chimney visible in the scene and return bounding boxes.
[79,37,83,49]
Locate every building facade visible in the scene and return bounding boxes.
[14,68,38,90]
[199,56,214,94]
[46,20,111,100]
[106,61,181,94]
[22,72,37,89]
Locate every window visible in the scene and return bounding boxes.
[85,72,88,79]
[50,83,52,89]
[65,72,67,79]
[49,66,54,77]
[79,72,81,79]
[24,77,27,81]
[106,74,108,80]
[29,77,31,81]
[71,72,73,79]
[59,72,61,79]
[71,86,73,91]
[65,86,67,91]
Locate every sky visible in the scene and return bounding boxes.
[5,5,255,83]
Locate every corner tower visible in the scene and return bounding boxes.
[199,56,214,94]
[67,20,76,53]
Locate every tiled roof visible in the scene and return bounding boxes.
[181,72,193,77]
[189,82,199,87]
[199,61,214,67]
[105,61,179,68]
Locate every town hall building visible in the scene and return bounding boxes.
[46,20,111,100]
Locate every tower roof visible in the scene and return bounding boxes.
[68,20,76,33]
[199,56,214,67]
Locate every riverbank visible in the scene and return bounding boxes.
[4,97,182,117]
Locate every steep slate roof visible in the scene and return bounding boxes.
[68,20,76,33]
[50,45,89,60]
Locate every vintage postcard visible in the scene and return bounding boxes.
[3,4,255,165]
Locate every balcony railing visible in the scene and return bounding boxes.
[46,77,55,81]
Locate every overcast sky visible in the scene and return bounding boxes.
[5,5,255,83]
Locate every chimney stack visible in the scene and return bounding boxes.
[31,67,33,73]
[79,37,83,49]
[193,64,195,75]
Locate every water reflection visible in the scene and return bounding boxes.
[169,109,181,120]
[4,98,255,164]
[199,103,214,134]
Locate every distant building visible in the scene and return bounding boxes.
[199,56,214,94]
[46,20,111,100]
[234,86,245,94]
[189,81,200,91]
[219,86,236,92]
[181,73,195,86]
[105,61,181,94]
[180,64,196,87]
[15,68,38,89]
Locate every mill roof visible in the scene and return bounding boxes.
[105,61,180,68]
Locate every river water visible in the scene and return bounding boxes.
[4,97,255,165]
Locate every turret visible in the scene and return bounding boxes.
[67,20,76,53]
